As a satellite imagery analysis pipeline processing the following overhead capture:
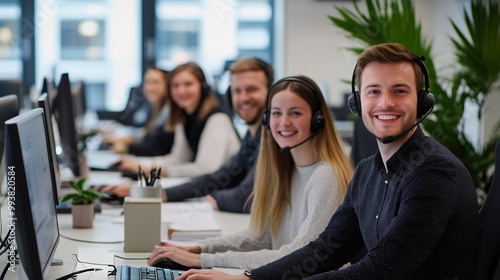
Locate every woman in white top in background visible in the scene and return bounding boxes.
[148,75,354,270]
[111,62,240,178]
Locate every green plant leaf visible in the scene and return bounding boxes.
[62,178,105,205]
[328,0,500,203]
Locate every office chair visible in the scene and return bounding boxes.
[350,118,378,166]
[475,139,500,280]
[96,87,151,127]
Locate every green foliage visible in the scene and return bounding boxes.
[78,130,98,154]
[60,178,107,205]
[329,0,500,202]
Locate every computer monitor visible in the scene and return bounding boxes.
[38,93,62,205]
[71,81,87,121]
[53,73,81,177]
[0,95,19,193]
[4,108,60,280]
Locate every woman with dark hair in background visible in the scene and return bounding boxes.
[101,67,174,157]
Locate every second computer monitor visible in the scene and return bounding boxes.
[38,92,62,205]
[54,73,81,177]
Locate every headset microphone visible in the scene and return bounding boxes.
[280,130,321,154]
[380,106,433,144]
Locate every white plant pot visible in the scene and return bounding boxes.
[71,203,94,228]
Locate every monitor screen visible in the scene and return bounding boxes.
[38,93,62,206]
[4,108,59,280]
[71,81,87,122]
[53,73,81,177]
[0,95,19,192]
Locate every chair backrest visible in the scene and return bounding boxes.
[96,87,151,127]
[350,118,378,166]
[476,139,500,280]
[118,87,151,127]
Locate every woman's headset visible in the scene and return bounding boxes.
[261,76,325,134]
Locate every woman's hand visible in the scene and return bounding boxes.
[204,195,219,211]
[148,246,202,268]
[177,269,248,280]
[115,156,140,173]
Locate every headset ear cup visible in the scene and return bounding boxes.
[311,111,325,133]
[261,110,270,128]
[417,90,435,118]
[201,82,211,98]
[348,91,361,117]
[225,86,232,109]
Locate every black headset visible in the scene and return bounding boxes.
[225,58,274,109]
[348,54,435,118]
[180,62,211,98]
[261,76,325,134]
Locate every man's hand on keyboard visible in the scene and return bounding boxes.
[148,246,201,268]
[95,182,131,197]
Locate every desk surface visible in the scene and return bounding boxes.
[0,184,250,279]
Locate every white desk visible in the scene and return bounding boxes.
[0,196,250,279]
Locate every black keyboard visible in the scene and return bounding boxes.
[115,266,181,280]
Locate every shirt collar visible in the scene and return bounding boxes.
[374,127,427,174]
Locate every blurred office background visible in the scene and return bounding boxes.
[0,0,498,143]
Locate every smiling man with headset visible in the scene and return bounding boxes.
[177,43,479,280]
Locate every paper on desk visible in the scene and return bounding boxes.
[76,247,113,279]
[167,211,221,241]
[86,150,121,170]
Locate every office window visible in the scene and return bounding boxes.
[157,19,200,64]
[0,0,21,80]
[155,0,274,92]
[60,19,106,60]
[36,0,141,112]
[0,20,20,59]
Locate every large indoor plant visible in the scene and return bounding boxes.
[329,0,500,202]
[60,178,105,228]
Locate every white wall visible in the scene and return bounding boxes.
[282,0,499,143]
[282,0,359,107]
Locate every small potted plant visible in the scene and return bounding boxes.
[60,178,106,228]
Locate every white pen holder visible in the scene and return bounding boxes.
[130,185,162,199]
[124,197,161,252]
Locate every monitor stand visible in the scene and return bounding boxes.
[51,258,63,266]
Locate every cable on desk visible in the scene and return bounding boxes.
[0,250,17,279]
[0,228,12,255]
[72,253,117,277]
[60,233,123,244]
[54,268,103,280]
[0,262,10,280]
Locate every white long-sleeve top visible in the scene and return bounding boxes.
[138,113,240,177]
[199,161,342,269]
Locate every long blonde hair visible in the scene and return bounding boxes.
[166,62,218,131]
[250,75,354,237]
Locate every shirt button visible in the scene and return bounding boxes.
[384,180,388,184]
